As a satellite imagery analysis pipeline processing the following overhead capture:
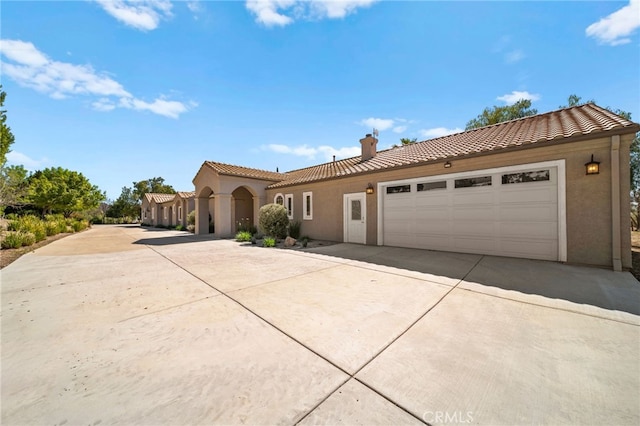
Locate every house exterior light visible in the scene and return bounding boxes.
[366,183,374,194]
[444,161,452,168]
[585,154,600,175]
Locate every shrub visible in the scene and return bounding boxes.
[175,224,185,231]
[71,220,89,233]
[288,220,301,239]
[235,231,252,242]
[258,204,289,239]
[2,232,24,249]
[45,221,60,236]
[262,237,276,248]
[187,224,195,233]
[155,224,166,229]
[187,210,196,226]
[21,232,36,246]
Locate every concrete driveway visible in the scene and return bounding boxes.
[2,225,639,425]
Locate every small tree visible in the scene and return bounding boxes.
[258,203,288,238]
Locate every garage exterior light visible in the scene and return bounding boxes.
[585,154,600,175]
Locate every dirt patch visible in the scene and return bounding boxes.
[1,232,73,269]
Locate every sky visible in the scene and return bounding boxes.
[1,0,639,201]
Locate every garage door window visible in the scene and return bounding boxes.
[386,184,411,194]
[455,176,492,188]
[502,170,550,184]
[417,181,446,191]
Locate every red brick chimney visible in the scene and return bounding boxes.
[360,133,378,161]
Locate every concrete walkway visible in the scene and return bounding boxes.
[1,225,638,425]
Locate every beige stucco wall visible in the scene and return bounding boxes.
[266,133,635,269]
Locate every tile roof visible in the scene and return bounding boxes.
[143,193,177,203]
[268,103,639,189]
[203,161,285,182]
[176,191,195,199]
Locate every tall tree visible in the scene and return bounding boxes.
[0,85,15,167]
[107,186,140,218]
[132,177,175,203]
[0,165,29,214]
[28,167,105,216]
[393,137,418,148]
[465,99,538,130]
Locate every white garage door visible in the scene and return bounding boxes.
[381,164,562,261]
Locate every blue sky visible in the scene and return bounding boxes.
[2,0,639,201]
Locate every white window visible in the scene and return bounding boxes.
[151,208,155,220]
[303,191,313,220]
[178,206,183,221]
[285,194,293,219]
[164,207,168,219]
[274,193,284,205]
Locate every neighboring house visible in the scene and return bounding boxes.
[192,104,639,271]
[141,192,194,227]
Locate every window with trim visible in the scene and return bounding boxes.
[417,181,447,191]
[303,192,313,220]
[502,170,550,185]
[274,193,284,206]
[178,206,183,221]
[454,176,492,188]
[386,185,411,194]
[164,207,168,219]
[285,194,293,219]
[151,208,155,220]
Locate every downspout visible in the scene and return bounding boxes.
[611,135,622,271]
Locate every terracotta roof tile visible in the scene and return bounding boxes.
[268,104,638,189]
[151,193,177,204]
[176,191,195,199]
[204,161,285,181]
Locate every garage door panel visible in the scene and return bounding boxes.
[500,222,558,239]
[382,165,559,261]
[499,204,557,222]
[454,236,497,253]
[499,239,558,261]
[453,206,496,221]
[499,186,556,204]
[415,220,451,234]
[415,207,450,221]
[453,191,495,206]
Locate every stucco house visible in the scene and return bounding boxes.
[141,192,195,228]
[192,104,639,271]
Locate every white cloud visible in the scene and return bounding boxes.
[496,90,540,105]
[0,39,192,119]
[505,49,524,64]
[246,0,376,27]
[419,127,463,139]
[392,126,407,133]
[359,117,395,131]
[6,151,49,170]
[586,0,640,46]
[95,0,173,31]
[264,144,360,161]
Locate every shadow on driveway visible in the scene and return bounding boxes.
[305,244,640,316]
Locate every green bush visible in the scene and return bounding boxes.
[21,232,36,246]
[175,224,185,231]
[262,237,276,248]
[288,220,301,239]
[45,221,60,236]
[2,232,24,249]
[235,231,252,242]
[71,219,89,233]
[258,204,289,239]
[187,210,196,226]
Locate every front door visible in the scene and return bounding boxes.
[344,193,366,244]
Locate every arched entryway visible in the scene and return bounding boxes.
[195,186,215,235]
[232,186,255,232]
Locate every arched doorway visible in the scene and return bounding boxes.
[196,186,215,234]
[232,186,254,232]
